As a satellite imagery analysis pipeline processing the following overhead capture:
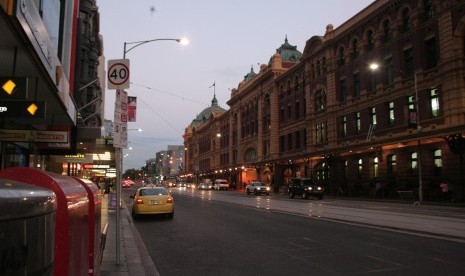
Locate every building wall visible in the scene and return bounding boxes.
[184,0,465,201]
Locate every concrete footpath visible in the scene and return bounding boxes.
[99,194,160,276]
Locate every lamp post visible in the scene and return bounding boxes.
[115,38,187,265]
[369,63,423,202]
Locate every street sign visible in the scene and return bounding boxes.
[107,59,130,89]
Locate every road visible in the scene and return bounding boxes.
[122,187,465,276]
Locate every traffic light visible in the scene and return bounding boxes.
[0,77,28,99]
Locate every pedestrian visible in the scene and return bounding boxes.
[439,180,449,201]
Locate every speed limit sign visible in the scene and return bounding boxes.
[107,59,130,89]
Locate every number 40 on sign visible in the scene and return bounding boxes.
[107,59,130,90]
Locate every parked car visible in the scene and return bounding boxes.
[245,181,270,195]
[130,186,174,219]
[288,178,324,199]
[213,179,229,190]
[198,182,212,190]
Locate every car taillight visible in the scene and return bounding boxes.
[166,197,173,203]
[136,199,144,204]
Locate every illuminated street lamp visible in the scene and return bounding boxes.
[369,62,423,202]
[115,38,187,265]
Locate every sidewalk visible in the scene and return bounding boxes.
[99,194,160,276]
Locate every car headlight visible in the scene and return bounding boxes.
[307,187,313,190]
[266,187,270,191]
[317,187,322,191]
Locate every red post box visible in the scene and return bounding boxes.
[0,168,89,276]
[74,178,102,276]
[0,178,56,275]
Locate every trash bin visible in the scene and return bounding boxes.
[0,168,89,276]
[0,178,56,276]
[74,178,102,276]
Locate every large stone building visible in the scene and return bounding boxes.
[183,0,465,202]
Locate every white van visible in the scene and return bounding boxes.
[213,179,229,190]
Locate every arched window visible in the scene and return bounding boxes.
[382,19,391,43]
[402,7,411,33]
[366,29,374,51]
[351,39,358,59]
[338,46,345,66]
[315,89,326,112]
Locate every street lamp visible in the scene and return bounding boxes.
[369,62,423,203]
[115,38,187,265]
[123,38,189,58]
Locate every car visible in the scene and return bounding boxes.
[198,182,212,190]
[288,178,324,200]
[213,179,229,190]
[130,186,174,219]
[167,181,177,188]
[177,182,187,188]
[245,181,270,195]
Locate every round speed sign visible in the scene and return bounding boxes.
[107,59,130,89]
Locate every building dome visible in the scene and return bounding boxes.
[275,36,302,61]
[190,94,227,128]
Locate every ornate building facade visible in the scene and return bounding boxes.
[184,0,465,201]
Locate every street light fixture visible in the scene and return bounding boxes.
[115,38,187,265]
[369,62,423,203]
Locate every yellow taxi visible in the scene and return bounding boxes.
[130,186,174,219]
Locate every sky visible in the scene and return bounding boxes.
[98,0,375,170]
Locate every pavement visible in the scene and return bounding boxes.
[98,190,465,276]
[100,194,160,276]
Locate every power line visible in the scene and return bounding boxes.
[129,81,208,106]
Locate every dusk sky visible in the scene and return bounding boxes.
[98,0,375,170]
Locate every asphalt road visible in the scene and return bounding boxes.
[122,187,465,276]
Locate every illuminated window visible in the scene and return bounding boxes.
[434,149,442,175]
[388,154,396,174]
[388,102,395,127]
[371,107,377,125]
[355,112,361,134]
[358,158,363,178]
[430,88,439,117]
[411,152,418,174]
[373,157,379,178]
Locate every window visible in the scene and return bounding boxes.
[321,122,327,143]
[434,149,442,175]
[401,8,411,33]
[351,39,358,60]
[315,89,326,112]
[408,95,415,111]
[340,79,347,101]
[355,112,361,134]
[280,108,284,122]
[358,158,363,178]
[314,124,319,144]
[388,154,396,174]
[316,60,321,77]
[279,136,284,152]
[424,0,433,21]
[368,73,376,92]
[430,88,439,117]
[388,102,395,127]
[384,58,393,85]
[366,30,374,51]
[295,101,300,119]
[411,152,418,173]
[296,131,301,149]
[371,107,377,125]
[373,157,379,178]
[286,133,292,151]
[425,38,437,69]
[404,48,414,77]
[338,47,345,66]
[342,116,347,138]
[382,19,391,43]
[287,105,292,122]
[353,73,361,97]
[322,57,327,74]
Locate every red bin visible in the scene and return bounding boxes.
[0,168,89,276]
[74,178,102,276]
